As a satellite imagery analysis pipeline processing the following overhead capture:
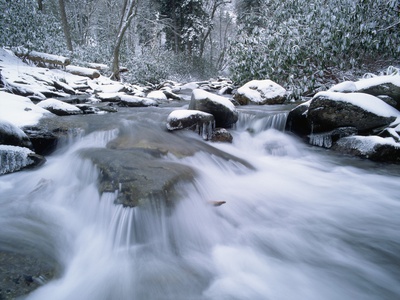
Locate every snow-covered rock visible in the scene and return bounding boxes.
[118,95,158,107]
[96,92,124,102]
[173,82,199,93]
[328,81,357,93]
[328,75,400,109]
[0,145,45,175]
[0,119,33,149]
[147,91,168,101]
[308,92,400,133]
[37,99,83,116]
[189,89,238,128]
[0,92,53,127]
[234,80,287,105]
[332,135,400,162]
[167,109,215,140]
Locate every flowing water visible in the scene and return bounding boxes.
[0,104,399,300]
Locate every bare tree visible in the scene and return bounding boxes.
[59,0,73,52]
[111,0,139,81]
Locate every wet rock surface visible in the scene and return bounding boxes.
[80,147,196,207]
[0,251,54,300]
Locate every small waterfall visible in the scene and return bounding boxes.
[235,111,288,133]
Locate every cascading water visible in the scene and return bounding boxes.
[0,105,399,300]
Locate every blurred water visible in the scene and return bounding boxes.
[0,106,399,300]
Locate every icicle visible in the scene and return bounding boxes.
[309,133,333,148]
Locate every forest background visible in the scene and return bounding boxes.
[1,0,399,98]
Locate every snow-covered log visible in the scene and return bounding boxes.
[65,65,101,79]
[13,47,70,66]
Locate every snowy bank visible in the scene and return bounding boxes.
[0,92,53,127]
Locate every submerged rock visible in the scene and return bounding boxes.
[80,147,195,207]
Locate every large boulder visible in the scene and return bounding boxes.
[234,80,287,105]
[37,99,83,116]
[0,120,33,149]
[189,89,238,128]
[307,92,399,134]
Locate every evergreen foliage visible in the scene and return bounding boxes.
[229,0,400,98]
[0,0,66,54]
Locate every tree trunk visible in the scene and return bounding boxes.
[58,0,73,52]
[38,0,43,11]
[111,0,138,81]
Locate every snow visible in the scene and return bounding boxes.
[37,98,82,113]
[328,81,357,93]
[0,119,29,140]
[167,109,213,121]
[173,82,199,93]
[355,75,400,91]
[0,92,52,126]
[192,89,236,112]
[0,145,34,175]
[314,91,400,118]
[237,80,286,103]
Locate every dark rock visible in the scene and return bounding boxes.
[22,126,59,155]
[189,89,238,128]
[285,102,311,137]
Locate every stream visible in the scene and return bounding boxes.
[0,103,399,300]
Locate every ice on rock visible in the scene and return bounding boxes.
[0,145,35,175]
